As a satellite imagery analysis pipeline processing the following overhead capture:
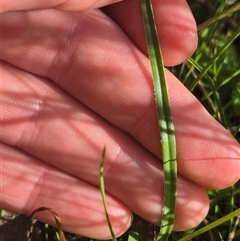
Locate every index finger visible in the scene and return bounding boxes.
[1,0,123,13]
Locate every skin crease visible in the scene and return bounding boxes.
[0,0,123,12]
[1,0,240,239]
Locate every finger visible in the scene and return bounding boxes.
[1,61,209,231]
[1,0,122,13]
[103,0,198,66]
[1,143,132,239]
[1,9,239,189]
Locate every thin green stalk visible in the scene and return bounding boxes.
[99,146,117,241]
[198,2,240,31]
[189,28,240,92]
[200,69,240,102]
[177,209,240,241]
[188,28,240,129]
[187,58,229,128]
[141,1,177,240]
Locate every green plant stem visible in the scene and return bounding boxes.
[177,209,240,241]
[198,2,240,31]
[189,28,240,92]
[99,146,117,241]
[141,0,177,240]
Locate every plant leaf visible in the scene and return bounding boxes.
[232,80,240,114]
[141,0,177,240]
[177,208,240,241]
[99,146,117,241]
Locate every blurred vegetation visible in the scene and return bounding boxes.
[174,0,240,142]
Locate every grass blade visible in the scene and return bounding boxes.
[189,28,240,92]
[99,146,117,241]
[197,2,240,31]
[141,1,177,240]
[232,80,240,115]
[177,208,240,241]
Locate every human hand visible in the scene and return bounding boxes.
[1,0,239,239]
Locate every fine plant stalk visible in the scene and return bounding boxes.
[177,208,240,241]
[142,0,177,240]
[187,58,228,128]
[188,28,240,92]
[200,69,240,103]
[197,2,240,31]
[99,146,117,241]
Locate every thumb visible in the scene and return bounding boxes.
[1,0,123,13]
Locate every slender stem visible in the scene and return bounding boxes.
[178,209,240,241]
[141,1,177,240]
[198,2,240,31]
[99,146,117,241]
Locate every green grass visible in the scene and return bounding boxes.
[1,1,240,241]
[101,1,240,240]
[169,1,240,240]
[87,1,240,240]
[142,0,177,240]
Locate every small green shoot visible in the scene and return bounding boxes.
[99,146,117,241]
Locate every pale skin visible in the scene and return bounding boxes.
[1,0,240,239]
